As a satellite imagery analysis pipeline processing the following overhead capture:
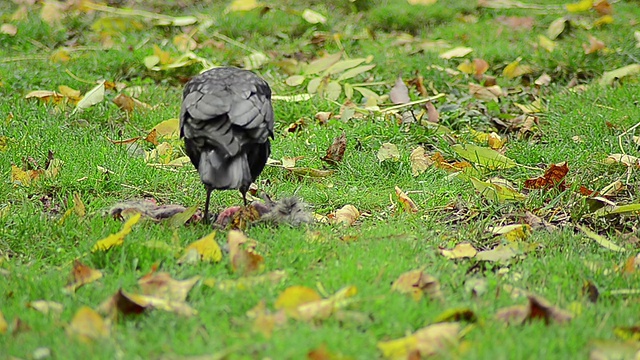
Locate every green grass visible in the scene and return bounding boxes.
[1,0,640,359]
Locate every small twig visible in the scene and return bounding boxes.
[380,94,446,113]
[209,31,261,55]
[617,120,640,155]
[65,69,95,84]
[0,55,48,63]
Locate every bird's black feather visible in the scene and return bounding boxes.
[180,67,274,221]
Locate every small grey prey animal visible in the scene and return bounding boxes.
[180,67,274,222]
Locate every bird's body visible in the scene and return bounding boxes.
[180,67,274,221]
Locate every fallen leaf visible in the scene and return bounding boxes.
[547,17,568,39]
[523,162,569,191]
[476,243,522,262]
[469,83,502,101]
[583,35,605,54]
[603,153,640,167]
[226,0,263,12]
[395,186,419,213]
[535,73,552,86]
[391,269,442,301]
[275,286,322,317]
[389,76,410,104]
[566,0,592,12]
[301,9,326,24]
[0,311,6,334]
[498,294,573,325]
[440,242,477,259]
[1,24,17,36]
[331,205,360,226]
[98,288,196,318]
[452,144,517,169]
[91,213,141,252]
[138,271,200,302]
[503,58,534,79]
[594,0,612,15]
[538,35,557,52]
[377,322,460,359]
[425,101,439,123]
[377,143,400,162]
[178,231,222,263]
[74,81,106,112]
[496,16,534,30]
[228,230,264,275]
[64,260,103,293]
[247,300,287,338]
[578,225,625,252]
[598,64,640,86]
[66,306,110,343]
[439,47,473,59]
[27,301,64,316]
[410,146,434,176]
[321,131,346,165]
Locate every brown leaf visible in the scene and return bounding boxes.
[321,131,346,165]
[377,322,460,359]
[395,186,419,213]
[64,260,103,293]
[593,0,612,15]
[496,16,534,30]
[391,269,442,301]
[583,35,606,54]
[228,230,264,275]
[469,83,502,101]
[496,294,573,325]
[431,152,472,172]
[315,111,332,124]
[389,76,410,104]
[425,101,439,123]
[523,162,569,191]
[138,270,200,302]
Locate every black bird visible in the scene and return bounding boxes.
[180,67,274,222]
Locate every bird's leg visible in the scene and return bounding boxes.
[242,190,248,207]
[204,186,213,224]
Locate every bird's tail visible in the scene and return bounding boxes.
[198,150,251,190]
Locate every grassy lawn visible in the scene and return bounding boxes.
[1,0,640,359]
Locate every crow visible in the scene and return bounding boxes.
[180,67,274,222]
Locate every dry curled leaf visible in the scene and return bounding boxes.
[523,162,568,191]
[321,131,346,165]
[395,186,419,213]
[377,143,400,162]
[410,146,434,176]
[389,76,410,104]
[64,260,103,293]
[66,307,110,343]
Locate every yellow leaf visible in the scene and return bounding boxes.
[538,35,557,52]
[439,46,473,59]
[64,260,103,293]
[377,323,460,359]
[11,165,42,186]
[408,0,437,4]
[565,0,592,12]
[599,64,640,86]
[275,286,322,316]
[594,15,613,27]
[73,192,86,217]
[227,0,263,12]
[0,310,7,334]
[180,231,222,263]
[149,118,179,139]
[503,58,533,79]
[440,242,477,259]
[91,213,141,252]
[50,48,70,63]
[578,225,625,252]
[66,306,110,343]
